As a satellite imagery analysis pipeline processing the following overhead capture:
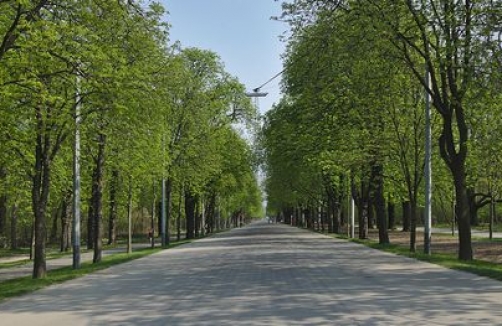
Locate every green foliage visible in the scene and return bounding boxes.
[264,0,502,243]
[0,0,261,274]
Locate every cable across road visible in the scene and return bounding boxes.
[253,69,284,92]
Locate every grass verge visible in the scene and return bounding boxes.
[0,239,192,303]
[348,237,502,282]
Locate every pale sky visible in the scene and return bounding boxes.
[160,0,286,114]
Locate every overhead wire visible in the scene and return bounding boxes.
[253,69,285,92]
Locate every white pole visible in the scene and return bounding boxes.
[424,65,432,255]
[72,76,81,269]
[350,197,355,239]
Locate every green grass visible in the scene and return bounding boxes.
[0,248,30,258]
[348,237,502,282]
[0,239,193,302]
[0,259,31,269]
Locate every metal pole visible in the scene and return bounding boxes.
[72,76,81,269]
[347,178,350,238]
[350,197,355,239]
[424,65,432,255]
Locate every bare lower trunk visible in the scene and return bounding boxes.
[185,188,196,239]
[454,173,472,260]
[165,178,172,245]
[127,177,133,254]
[10,203,18,250]
[50,207,58,244]
[93,133,105,263]
[357,181,369,240]
[372,164,389,244]
[60,191,72,252]
[32,185,48,279]
[194,197,200,238]
[206,193,216,234]
[402,201,411,232]
[108,170,119,245]
[32,128,51,279]
[0,166,6,237]
[409,201,417,252]
[151,180,156,249]
[87,198,94,250]
[177,184,182,241]
[388,199,395,230]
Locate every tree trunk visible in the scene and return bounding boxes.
[437,105,472,259]
[0,166,6,237]
[108,169,119,245]
[200,197,205,237]
[194,196,200,238]
[32,125,52,278]
[165,178,172,245]
[368,197,375,229]
[10,203,18,250]
[177,184,183,241]
[184,188,195,240]
[467,188,479,226]
[50,207,58,244]
[151,180,156,249]
[372,164,389,244]
[127,176,133,254]
[206,192,216,234]
[295,206,301,227]
[32,178,48,278]
[388,199,395,230]
[357,180,369,240]
[60,191,72,252]
[333,201,340,234]
[409,200,417,253]
[489,194,494,240]
[402,201,411,232]
[87,196,94,250]
[454,169,472,260]
[92,133,105,263]
[326,193,334,233]
[358,200,369,239]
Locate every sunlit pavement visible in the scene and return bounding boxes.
[1,221,502,325]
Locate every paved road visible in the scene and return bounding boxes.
[1,222,502,325]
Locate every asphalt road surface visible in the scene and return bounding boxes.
[1,221,501,325]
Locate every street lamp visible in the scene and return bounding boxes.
[424,65,432,255]
[246,88,268,109]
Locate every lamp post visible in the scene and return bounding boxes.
[424,65,432,255]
